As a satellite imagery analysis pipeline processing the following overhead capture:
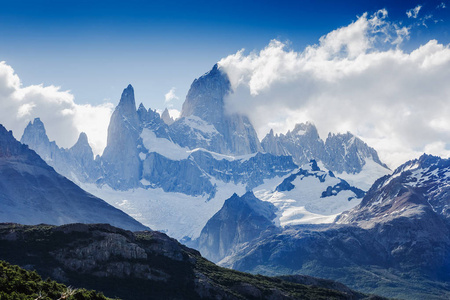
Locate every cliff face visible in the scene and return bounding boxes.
[180,64,262,155]
[195,192,278,262]
[0,223,376,300]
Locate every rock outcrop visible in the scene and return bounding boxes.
[101,84,142,190]
[179,64,262,155]
[195,192,278,262]
[261,123,389,175]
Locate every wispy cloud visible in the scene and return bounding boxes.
[407,5,422,18]
[219,10,450,168]
[164,87,179,107]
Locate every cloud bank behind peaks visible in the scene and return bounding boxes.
[0,61,113,155]
[218,10,450,168]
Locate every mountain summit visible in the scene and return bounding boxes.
[179,64,262,155]
[101,84,141,189]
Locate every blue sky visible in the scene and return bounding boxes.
[0,0,448,109]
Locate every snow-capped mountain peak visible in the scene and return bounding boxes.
[337,154,450,227]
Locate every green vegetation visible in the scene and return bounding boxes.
[0,260,113,300]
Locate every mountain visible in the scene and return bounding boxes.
[178,64,262,155]
[337,154,450,225]
[101,84,142,190]
[324,132,388,174]
[161,108,175,125]
[21,117,100,184]
[261,122,326,166]
[221,154,450,299]
[194,162,367,263]
[194,192,278,262]
[0,124,147,231]
[20,86,298,240]
[0,223,382,300]
[19,65,389,241]
[254,160,365,228]
[261,123,390,190]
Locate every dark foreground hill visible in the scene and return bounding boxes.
[0,223,383,300]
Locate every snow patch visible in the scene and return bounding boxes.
[141,128,190,160]
[337,158,391,191]
[254,167,362,227]
[140,178,151,186]
[188,148,258,162]
[183,116,219,135]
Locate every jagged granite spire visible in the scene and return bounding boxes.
[161,108,174,125]
[324,132,388,174]
[69,132,95,170]
[261,122,326,166]
[181,64,230,122]
[178,64,262,155]
[101,84,141,190]
[20,117,63,163]
[21,118,50,146]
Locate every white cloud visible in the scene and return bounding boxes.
[168,108,181,120]
[0,61,113,155]
[219,10,450,168]
[407,5,422,18]
[164,87,179,107]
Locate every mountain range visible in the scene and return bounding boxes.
[19,64,390,242]
[1,64,447,299]
[220,154,450,299]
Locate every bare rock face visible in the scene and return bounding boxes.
[261,123,389,175]
[324,132,388,174]
[161,108,175,125]
[180,64,262,155]
[195,192,278,263]
[101,84,141,190]
[262,123,326,167]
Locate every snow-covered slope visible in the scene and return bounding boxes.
[337,153,450,227]
[79,179,247,241]
[254,160,365,227]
